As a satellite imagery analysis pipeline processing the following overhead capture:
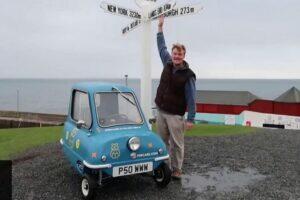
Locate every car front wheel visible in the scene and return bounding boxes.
[153,162,171,188]
[81,174,97,200]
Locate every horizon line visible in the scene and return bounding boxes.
[1,77,300,80]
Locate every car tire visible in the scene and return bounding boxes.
[81,174,97,200]
[153,162,171,188]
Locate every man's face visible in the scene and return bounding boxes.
[171,48,185,66]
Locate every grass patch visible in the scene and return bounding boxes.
[152,123,257,137]
[0,126,62,160]
[185,124,257,137]
[0,124,257,159]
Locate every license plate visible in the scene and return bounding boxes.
[112,162,153,177]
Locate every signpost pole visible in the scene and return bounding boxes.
[140,3,153,128]
[100,0,203,129]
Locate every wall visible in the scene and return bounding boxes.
[0,111,65,129]
[194,111,300,130]
[194,113,244,126]
[241,111,300,130]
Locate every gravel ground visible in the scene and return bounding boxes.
[12,128,300,200]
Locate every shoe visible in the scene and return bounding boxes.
[171,170,182,180]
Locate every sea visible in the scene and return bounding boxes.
[0,79,299,115]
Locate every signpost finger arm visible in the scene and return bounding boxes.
[152,4,203,20]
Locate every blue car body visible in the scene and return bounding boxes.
[60,82,169,178]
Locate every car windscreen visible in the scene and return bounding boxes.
[95,92,143,127]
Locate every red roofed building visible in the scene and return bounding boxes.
[196,87,300,117]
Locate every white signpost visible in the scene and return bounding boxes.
[100,0,203,127]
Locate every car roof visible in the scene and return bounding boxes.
[72,82,134,93]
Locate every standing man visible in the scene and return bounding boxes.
[155,16,196,179]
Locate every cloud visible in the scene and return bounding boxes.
[0,0,299,78]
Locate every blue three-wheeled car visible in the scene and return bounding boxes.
[60,82,171,199]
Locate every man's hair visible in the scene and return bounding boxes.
[172,43,186,54]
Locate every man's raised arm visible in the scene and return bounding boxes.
[157,16,171,66]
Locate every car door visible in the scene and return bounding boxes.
[65,90,92,157]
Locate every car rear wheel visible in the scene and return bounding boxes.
[153,162,171,188]
[81,174,97,200]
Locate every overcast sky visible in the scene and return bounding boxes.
[0,0,299,79]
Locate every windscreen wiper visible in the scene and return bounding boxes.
[112,86,136,106]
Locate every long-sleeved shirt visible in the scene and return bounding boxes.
[157,31,196,122]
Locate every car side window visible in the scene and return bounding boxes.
[71,90,92,128]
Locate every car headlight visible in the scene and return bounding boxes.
[128,137,140,151]
[101,155,107,162]
[158,148,163,154]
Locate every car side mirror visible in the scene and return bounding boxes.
[76,120,86,129]
[149,118,156,124]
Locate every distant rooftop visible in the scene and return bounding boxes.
[196,90,259,106]
[274,87,300,103]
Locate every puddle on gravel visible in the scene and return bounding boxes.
[182,167,266,193]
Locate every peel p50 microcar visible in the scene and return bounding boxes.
[60,82,171,199]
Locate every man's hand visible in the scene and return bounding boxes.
[158,15,164,32]
[185,121,194,130]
